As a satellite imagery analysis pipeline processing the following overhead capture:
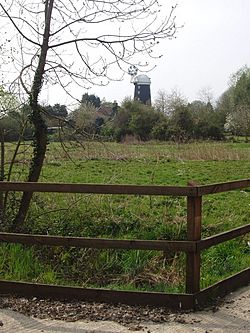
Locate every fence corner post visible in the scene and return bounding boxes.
[186,181,202,294]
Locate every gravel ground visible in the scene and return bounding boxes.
[0,285,249,332]
[0,296,176,327]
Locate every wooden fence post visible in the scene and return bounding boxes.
[186,181,202,294]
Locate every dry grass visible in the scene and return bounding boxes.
[4,141,249,168]
[45,141,250,163]
[172,142,248,161]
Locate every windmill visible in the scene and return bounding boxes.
[128,66,151,105]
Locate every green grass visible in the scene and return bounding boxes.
[41,159,249,185]
[201,238,250,288]
[1,140,250,292]
[0,244,57,284]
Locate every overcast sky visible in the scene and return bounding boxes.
[44,0,250,106]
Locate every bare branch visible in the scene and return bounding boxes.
[0,3,41,47]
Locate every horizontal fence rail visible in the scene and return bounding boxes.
[198,224,250,250]
[0,232,196,252]
[0,280,194,309]
[0,178,249,309]
[0,178,249,196]
[0,181,197,196]
[197,179,250,195]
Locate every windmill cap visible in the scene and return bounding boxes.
[133,74,151,85]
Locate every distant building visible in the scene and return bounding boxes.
[47,126,60,135]
[96,102,118,119]
[133,74,151,105]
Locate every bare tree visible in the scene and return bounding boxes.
[197,86,214,105]
[0,0,177,229]
[154,89,169,114]
[154,88,187,116]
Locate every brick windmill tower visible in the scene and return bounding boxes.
[128,66,151,106]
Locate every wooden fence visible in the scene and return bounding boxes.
[0,179,249,309]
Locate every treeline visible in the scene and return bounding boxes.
[68,65,250,142]
[70,97,223,142]
[0,103,68,142]
[0,66,250,143]
[99,98,224,142]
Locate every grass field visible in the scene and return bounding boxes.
[1,140,250,292]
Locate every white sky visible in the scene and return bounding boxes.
[44,0,250,106]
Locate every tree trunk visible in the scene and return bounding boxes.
[12,110,47,231]
[12,0,54,231]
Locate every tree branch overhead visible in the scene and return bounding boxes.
[0,0,178,228]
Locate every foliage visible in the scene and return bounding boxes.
[0,86,23,140]
[44,103,68,127]
[153,90,225,142]
[154,89,187,116]
[150,118,170,141]
[68,98,119,139]
[81,93,101,108]
[201,239,250,288]
[110,99,163,142]
[215,87,234,129]
[69,102,97,136]
[224,66,250,140]
[69,85,250,142]
[0,101,68,142]
[0,111,33,142]
[0,86,17,115]
[101,96,223,143]
[168,105,194,142]
[188,101,224,140]
[0,243,57,284]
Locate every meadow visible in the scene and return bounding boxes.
[1,140,250,293]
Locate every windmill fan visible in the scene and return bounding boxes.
[128,65,138,81]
